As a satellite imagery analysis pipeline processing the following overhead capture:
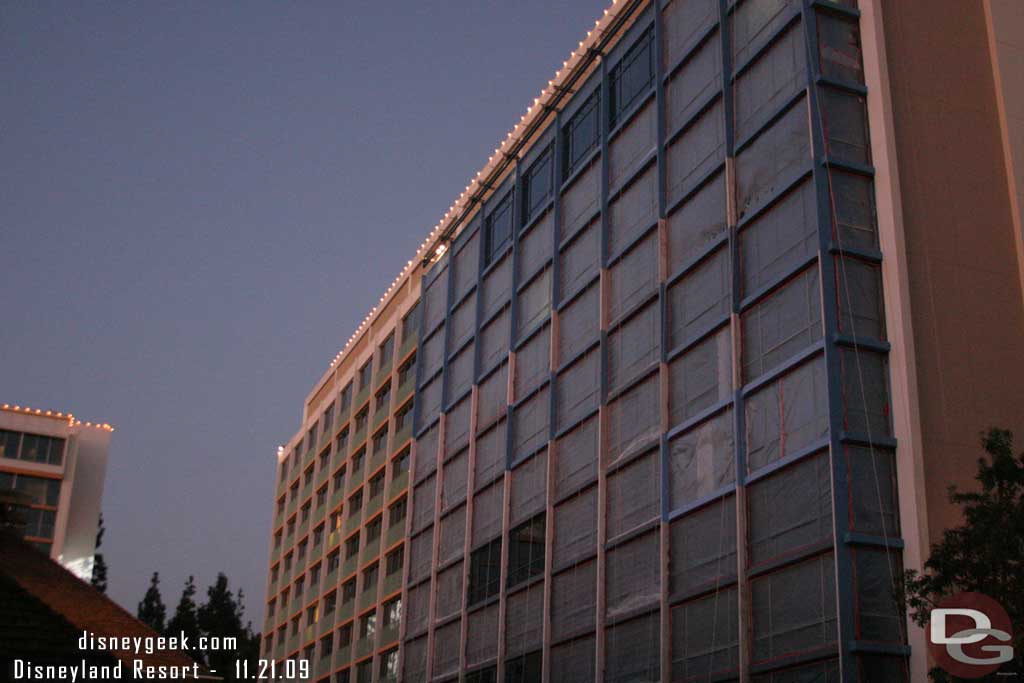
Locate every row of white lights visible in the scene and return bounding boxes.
[1,403,114,432]
[324,0,623,375]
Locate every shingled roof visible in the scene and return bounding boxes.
[0,531,214,678]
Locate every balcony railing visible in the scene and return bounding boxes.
[354,636,374,660]
[360,537,380,566]
[384,521,404,549]
[333,645,352,672]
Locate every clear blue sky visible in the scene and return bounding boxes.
[0,1,607,625]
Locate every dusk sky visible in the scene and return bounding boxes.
[0,1,607,624]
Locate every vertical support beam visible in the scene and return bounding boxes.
[802,1,856,679]
[595,51,610,683]
[458,384,479,675]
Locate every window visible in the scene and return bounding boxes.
[318,446,331,472]
[320,634,333,659]
[385,546,404,575]
[468,538,503,605]
[303,644,314,661]
[359,361,372,390]
[332,466,346,493]
[465,667,497,683]
[485,191,514,265]
[327,550,340,574]
[391,449,410,476]
[4,432,66,466]
[310,562,322,585]
[0,472,61,506]
[375,382,391,412]
[389,497,407,528]
[297,540,308,561]
[340,382,353,413]
[346,535,360,560]
[342,578,357,603]
[379,332,395,367]
[372,428,388,456]
[338,622,353,648]
[306,604,317,625]
[394,400,413,432]
[286,519,295,538]
[322,401,335,436]
[349,488,363,514]
[398,353,417,386]
[362,563,379,593]
[300,502,310,524]
[273,531,281,550]
[610,27,655,126]
[306,425,317,452]
[330,510,342,530]
[505,652,542,683]
[352,448,365,473]
[356,660,373,683]
[507,514,545,588]
[354,408,368,432]
[522,147,553,220]
[380,647,399,681]
[358,611,377,639]
[336,428,349,456]
[365,516,382,543]
[316,485,328,509]
[369,471,385,499]
[563,91,600,179]
[401,302,420,344]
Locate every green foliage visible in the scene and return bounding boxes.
[90,513,108,593]
[897,428,1024,681]
[165,575,204,664]
[137,571,167,634]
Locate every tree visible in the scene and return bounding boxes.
[137,572,167,633]
[898,428,1024,681]
[90,513,108,593]
[166,576,203,664]
[197,573,255,680]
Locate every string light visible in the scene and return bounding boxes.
[322,0,621,376]
[1,403,114,431]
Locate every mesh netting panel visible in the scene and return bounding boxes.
[435,560,463,623]
[452,229,479,302]
[505,581,544,656]
[856,655,907,683]
[422,266,449,333]
[554,415,599,497]
[407,528,433,585]
[433,619,461,678]
[734,21,806,141]
[551,560,596,640]
[465,604,499,666]
[442,449,469,511]
[735,98,810,221]
[751,552,837,662]
[556,348,600,432]
[748,451,832,565]
[480,306,511,371]
[609,101,656,191]
[415,376,443,434]
[414,423,439,482]
[670,587,739,680]
[478,363,509,431]
[558,283,600,363]
[606,612,661,683]
[562,159,601,238]
[405,581,430,636]
[519,211,554,280]
[402,635,428,683]
[745,355,828,471]
[607,449,661,538]
[840,348,891,437]
[411,474,435,534]
[667,246,731,348]
[821,89,870,165]
[668,326,732,428]
[669,495,737,595]
[421,326,446,379]
[482,254,512,320]
[512,386,549,460]
[514,326,551,399]
[445,397,471,456]
[667,409,733,509]
[510,451,547,526]
[854,548,904,643]
[550,635,596,683]
[559,221,600,300]
[667,100,726,205]
[552,486,597,569]
[609,231,659,323]
[448,291,477,354]
[605,373,660,466]
[831,170,878,250]
[474,420,507,491]
[661,0,718,69]
[609,168,658,260]
[730,0,801,66]
[608,302,660,392]
[667,171,727,276]
[438,505,466,566]
[750,658,839,683]
[607,530,660,618]
[741,267,822,382]
[738,179,816,295]
[472,481,504,546]
[846,445,899,537]
[517,268,552,338]
[446,345,475,403]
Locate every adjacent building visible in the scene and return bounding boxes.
[0,404,112,581]
[261,0,1024,681]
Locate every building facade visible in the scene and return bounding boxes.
[262,0,1024,681]
[0,404,113,581]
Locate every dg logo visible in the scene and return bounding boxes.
[927,592,1015,679]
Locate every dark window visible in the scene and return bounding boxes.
[306,425,317,452]
[336,428,349,455]
[326,550,340,574]
[389,496,407,527]
[356,660,372,683]
[359,361,372,391]
[355,408,368,432]
[504,651,542,683]
[337,669,351,683]
[402,302,421,344]
[313,524,325,546]
[297,540,308,560]
[609,26,655,127]
[316,485,328,509]
[352,448,365,472]
[304,467,314,486]
[320,634,333,659]
[318,446,331,471]
[7,432,66,466]
[379,333,395,367]
[466,666,497,683]
[468,538,503,605]
[362,563,379,593]
[382,597,402,628]
[342,578,356,603]
[398,353,417,386]
[485,192,514,265]
[340,382,353,413]
[392,448,410,475]
[372,427,388,455]
[310,562,321,585]
[380,647,399,681]
[386,545,404,575]
[349,488,363,513]
[507,514,545,587]
[358,611,377,639]
[300,503,310,523]
[365,516,382,543]
[332,466,346,493]
[563,92,600,179]
[375,382,391,412]
[394,401,413,432]
[324,591,337,615]
[523,147,553,220]
[322,401,335,435]
[346,534,360,560]
[303,644,314,661]
[338,622,353,647]
[369,471,385,499]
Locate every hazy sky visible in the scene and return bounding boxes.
[0,1,607,625]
